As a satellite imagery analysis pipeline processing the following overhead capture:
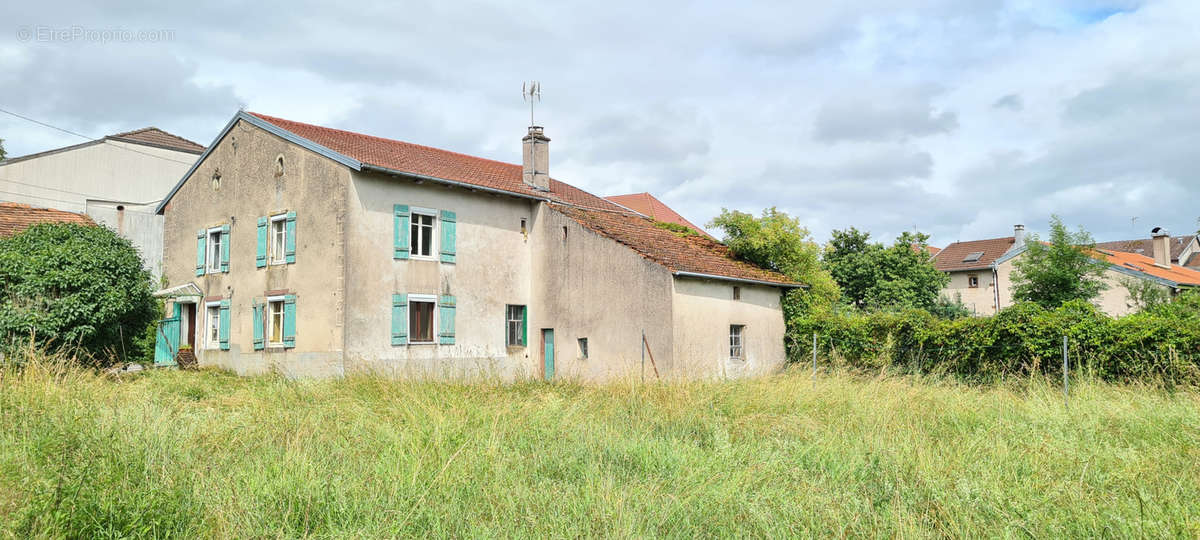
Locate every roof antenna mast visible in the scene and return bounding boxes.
[522,81,541,126]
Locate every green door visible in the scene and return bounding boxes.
[542,329,555,381]
[154,303,181,366]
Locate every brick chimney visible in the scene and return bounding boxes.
[1151,227,1171,268]
[1012,224,1025,250]
[522,126,550,191]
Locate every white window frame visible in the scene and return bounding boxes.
[206,227,223,273]
[268,214,287,265]
[408,293,437,345]
[266,295,286,348]
[730,324,745,360]
[409,207,438,260]
[205,301,221,350]
[506,305,525,347]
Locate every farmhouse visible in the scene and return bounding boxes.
[935,225,1200,316]
[0,128,204,278]
[153,111,800,380]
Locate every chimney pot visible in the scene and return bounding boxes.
[522,126,550,191]
[1012,224,1026,250]
[1151,227,1171,268]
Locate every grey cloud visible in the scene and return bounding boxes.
[992,93,1023,111]
[813,90,958,143]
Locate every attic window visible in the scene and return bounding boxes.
[962,251,984,263]
[733,286,741,300]
[274,155,285,177]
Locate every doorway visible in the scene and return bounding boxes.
[541,329,555,381]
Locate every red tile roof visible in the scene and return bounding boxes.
[249,113,623,212]
[1095,235,1195,264]
[107,127,205,154]
[932,236,1016,271]
[553,204,800,287]
[1097,249,1200,286]
[0,203,94,237]
[604,192,714,239]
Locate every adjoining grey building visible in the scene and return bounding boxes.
[153,110,801,381]
[0,128,205,278]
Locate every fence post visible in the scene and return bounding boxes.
[641,329,646,384]
[812,332,817,390]
[1062,335,1069,408]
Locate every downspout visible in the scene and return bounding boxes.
[992,265,1001,314]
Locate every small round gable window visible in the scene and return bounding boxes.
[275,154,285,177]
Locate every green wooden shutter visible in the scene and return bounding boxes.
[282,295,296,348]
[391,293,408,345]
[219,224,231,273]
[439,210,457,264]
[252,301,264,350]
[218,299,231,351]
[521,306,527,346]
[196,229,206,276]
[439,295,456,344]
[285,211,297,264]
[256,217,268,268]
[394,204,410,260]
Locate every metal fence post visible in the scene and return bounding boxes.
[812,332,817,390]
[1062,335,1069,408]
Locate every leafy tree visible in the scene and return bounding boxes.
[709,207,840,316]
[0,138,6,161]
[0,223,157,366]
[1009,215,1108,309]
[823,228,949,311]
[1117,276,1170,312]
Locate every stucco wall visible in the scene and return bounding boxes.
[941,268,998,315]
[671,279,786,379]
[0,140,197,276]
[531,206,676,382]
[161,119,349,377]
[341,170,538,380]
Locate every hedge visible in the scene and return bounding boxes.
[787,295,1200,385]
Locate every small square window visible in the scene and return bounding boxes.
[269,215,287,264]
[506,305,526,347]
[205,303,221,349]
[410,211,436,258]
[968,275,979,288]
[733,286,741,300]
[206,228,222,272]
[409,297,436,343]
[730,325,745,360]
[578,338,588,359]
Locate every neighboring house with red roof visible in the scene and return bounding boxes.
[0,127,204,278]
[604,192,715,239]
[934,225,1200,316]
[153,111,799,380]
[0,202,94,238]
[1096,233,1200,270]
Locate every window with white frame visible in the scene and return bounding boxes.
[206,227,223,273]
[269,214,287,264]
[409,294,436,344]
[506,305,525,346]
[410,209,436,258]
[267,297,286,346]
[205,303,221,349]
[729,325,745,360]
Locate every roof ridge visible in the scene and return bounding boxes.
[248,112,524,172]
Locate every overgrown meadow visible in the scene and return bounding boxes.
[1,356,1197,538]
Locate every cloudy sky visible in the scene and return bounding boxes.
[1,0,1197,246]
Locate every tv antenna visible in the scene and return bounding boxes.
[522,81,541,126]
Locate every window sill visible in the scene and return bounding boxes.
[407,255,438,262]
[506,344,526,352]
[409,341,436,346]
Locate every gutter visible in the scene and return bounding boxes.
[672,270,805,289]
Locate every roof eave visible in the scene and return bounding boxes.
[359,163,550,203]
[673,270,805,289]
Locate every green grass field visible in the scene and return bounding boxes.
[2,360,1198,538]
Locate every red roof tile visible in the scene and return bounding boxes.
[932,236,1016,271]
[553,204,800,287]
[107,127,205,154]
[1096,249,1200,286]
[0,203,94,237]
[1095,235,1195,264]
[605,192,714,239]
[248,113,623,212]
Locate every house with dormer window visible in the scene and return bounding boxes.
[152,111,801,380]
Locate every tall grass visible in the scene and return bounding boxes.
[1,357,1198,537]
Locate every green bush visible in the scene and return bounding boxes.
[0,223,157,366]
[789,293,1200,385]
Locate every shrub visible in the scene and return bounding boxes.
[789,295,1200,385]
[0,223,157,367]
